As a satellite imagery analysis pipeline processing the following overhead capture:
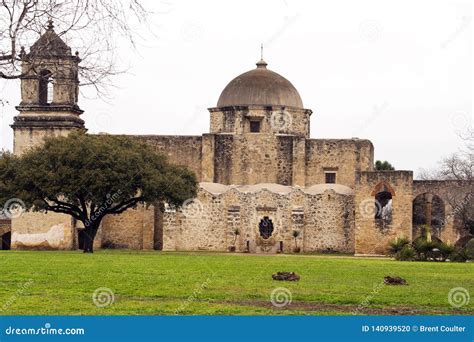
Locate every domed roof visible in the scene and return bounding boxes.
[217,59,304,108]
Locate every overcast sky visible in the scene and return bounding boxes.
[0,0,472,177]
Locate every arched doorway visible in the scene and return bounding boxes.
[375,191,392,221]
[1,231,11,250]
[412,193,445,238]
[372,182,394,230]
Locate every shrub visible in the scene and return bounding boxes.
[389,236,410,254]
[437,242,455,261]
[465,238,474,259]
[395,245,416,261]
[388,228,471,263]
[450,248,470,263]
[413,238,438,261]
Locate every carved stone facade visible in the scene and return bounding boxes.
[5,24,470,254]
[161,183,354,253]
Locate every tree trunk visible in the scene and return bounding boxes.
[82,223,99,253]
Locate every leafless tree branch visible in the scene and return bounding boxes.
[0,0,149,97]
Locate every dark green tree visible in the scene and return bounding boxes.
[375,160,395,171]
[0,131,197,253]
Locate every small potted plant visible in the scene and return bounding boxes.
[229,228,240,252]
[292,230,301,253]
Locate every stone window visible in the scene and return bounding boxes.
[371,181,395,229]
[259,216,274,239]
[292,208,304,224]
[375,191,392,223]
[325,172,336,184]
[227,206,240,224]
[39,69,53,105]
[250,120,261,133]
[47,81,53,103]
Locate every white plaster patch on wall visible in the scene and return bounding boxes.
[12,223,68,249]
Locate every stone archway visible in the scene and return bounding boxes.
[412,193,445,239]
[372,181,395,230]
[0,218,11,250]
[1,231,11,250]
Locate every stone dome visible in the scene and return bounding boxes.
[217,59,304,108]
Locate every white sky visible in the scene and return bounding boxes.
[0,0,472,177]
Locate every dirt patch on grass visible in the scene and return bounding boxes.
[215,300,473,315]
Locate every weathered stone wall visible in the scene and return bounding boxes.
[163,190,225,251]
[100,204,155,250]
[133,135,203,177]
[210,134,301,186]
[21,57,79,105]
[209,106,312,138]
[354,171,413,255]
[11,211,74,250]
[303,190,354,253]
[92,134,373,253]
[13,124,80,155]
[305,139,374,188]
[0,219,11,236]
[162,183,355,253]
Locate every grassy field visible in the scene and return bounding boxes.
[0,250,472,315]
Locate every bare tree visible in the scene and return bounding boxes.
[0,0,149,97]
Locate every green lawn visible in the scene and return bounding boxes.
[0,250,472,315]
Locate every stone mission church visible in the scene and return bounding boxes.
[1,22,469,255]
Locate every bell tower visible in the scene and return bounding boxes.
[11,19,84,155]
